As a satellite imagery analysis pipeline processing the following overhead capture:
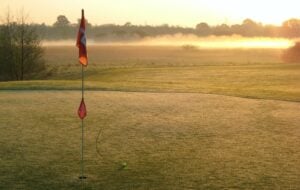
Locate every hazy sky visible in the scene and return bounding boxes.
[1,0,299,26]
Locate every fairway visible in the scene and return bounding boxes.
[1,46,300,102]
[0,91,299,189]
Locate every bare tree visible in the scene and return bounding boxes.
[0,10,45,81]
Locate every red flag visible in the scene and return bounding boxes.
[78,98,87,120]
[76,9,88,66]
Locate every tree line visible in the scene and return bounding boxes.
[31,15,300,41]
[1,14,300,81]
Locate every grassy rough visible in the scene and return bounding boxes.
[0,91,299,189]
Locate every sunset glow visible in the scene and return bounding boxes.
[43,36,294,49]
[1,0,300,26]
[124,36,295,49]
[2,0,299,49]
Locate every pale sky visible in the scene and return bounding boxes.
[1,0,300,27]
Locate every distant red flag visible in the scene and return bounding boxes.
[76,9,88,66]
[78,98,87,120]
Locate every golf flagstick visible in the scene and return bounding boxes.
[76,9,88,180]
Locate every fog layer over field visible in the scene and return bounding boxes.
[43,34,294,49]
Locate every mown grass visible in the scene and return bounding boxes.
[0,91,299,189]
[1,46,299,101]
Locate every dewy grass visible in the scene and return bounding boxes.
[0,91,299,189]
[0,46,299,189]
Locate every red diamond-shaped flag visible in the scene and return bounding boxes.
[78,98,87,120]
